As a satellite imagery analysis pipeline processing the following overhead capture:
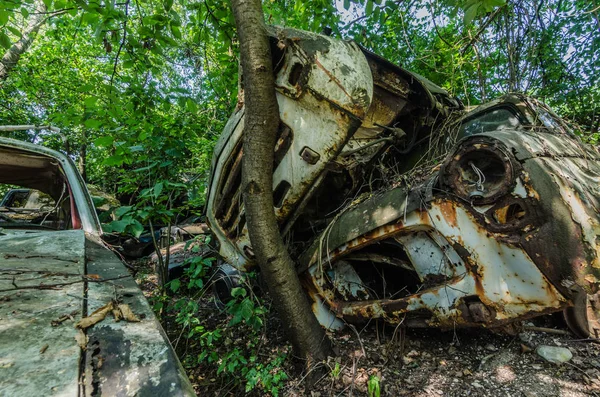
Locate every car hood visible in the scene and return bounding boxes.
[0,229,195,396]
[0,229,86,395]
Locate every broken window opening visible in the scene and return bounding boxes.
[458,106,523,137]
[0,147,76,230]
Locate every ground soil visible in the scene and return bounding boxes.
[133,259,600,397]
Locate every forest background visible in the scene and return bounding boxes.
[1,0,597,216]
[0,0,599,394]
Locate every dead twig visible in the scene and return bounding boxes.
[348,324,366,358]
[523,325,573,336]
[109,0,131,86]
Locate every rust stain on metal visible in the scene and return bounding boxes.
[206,27,600,336]
[314,57,354,104]
[437,201,458,228]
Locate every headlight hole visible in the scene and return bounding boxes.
[445,144,515,204]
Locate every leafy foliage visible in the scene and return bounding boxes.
[150,248,288,396]
[1,0,597,212]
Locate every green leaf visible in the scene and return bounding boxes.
[463,2,480,25]
[84,119,102,129]
[94,136,113,147]
[20,7,29,18]
[169,278,181,292]
[186,98,197,113]
[240,299,254,321]
[7,26,21,38]
[153,182,164,198]
[133,161,159,172]
[84,97,98,108]
[229,311,242,326]
[103,154,124,166]
[81,12,98,24]
[170,25,181,39]
[107,219,129,233]
[484,0,506,10]
[343,0,350,10]
[128,145,144,152]
[130,220,144,237]
[365,0,373,15]
[230,287,246,298]
[0,32,11,49]
[115,205,133,218]
[0,11,8,26]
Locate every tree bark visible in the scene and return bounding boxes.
[230,0,332,365]
[79,130,87,182]
[0,0,48,82]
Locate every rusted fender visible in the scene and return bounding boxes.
[440,131,600,297]
[300,130,600,328]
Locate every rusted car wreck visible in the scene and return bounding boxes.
[0,136,194,396]
[206,27,600,339]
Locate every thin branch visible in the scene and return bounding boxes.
[522,325,572,336]
[460,6,505,55]
[110,0,131,87]
[341,15,367,31]
[428,0,453,47]
[31,8,77,15]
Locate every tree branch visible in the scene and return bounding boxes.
[231,0,332,367]
[110,0,131,87]
[0,0,47,81]
[460,6,505,55]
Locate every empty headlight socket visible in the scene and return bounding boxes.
[442,141,518,205]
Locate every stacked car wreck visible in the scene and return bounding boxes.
[207,26,600,340]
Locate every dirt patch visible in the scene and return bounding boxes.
[296,323,600,397]
[132,258,600,396]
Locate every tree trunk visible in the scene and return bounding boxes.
[79,130,87,182]
[0,0,48,82]
[230,0,332,365]
[79,143,87,182]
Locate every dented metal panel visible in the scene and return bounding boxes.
[298,103,600,332]
[206,26,600,337]
[0,138,195,396]
[83,237,195,397]
[206,27,375,270]
[305,196,569,328]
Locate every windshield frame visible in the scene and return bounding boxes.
[456,103,529,139]
[0,138,102,234]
